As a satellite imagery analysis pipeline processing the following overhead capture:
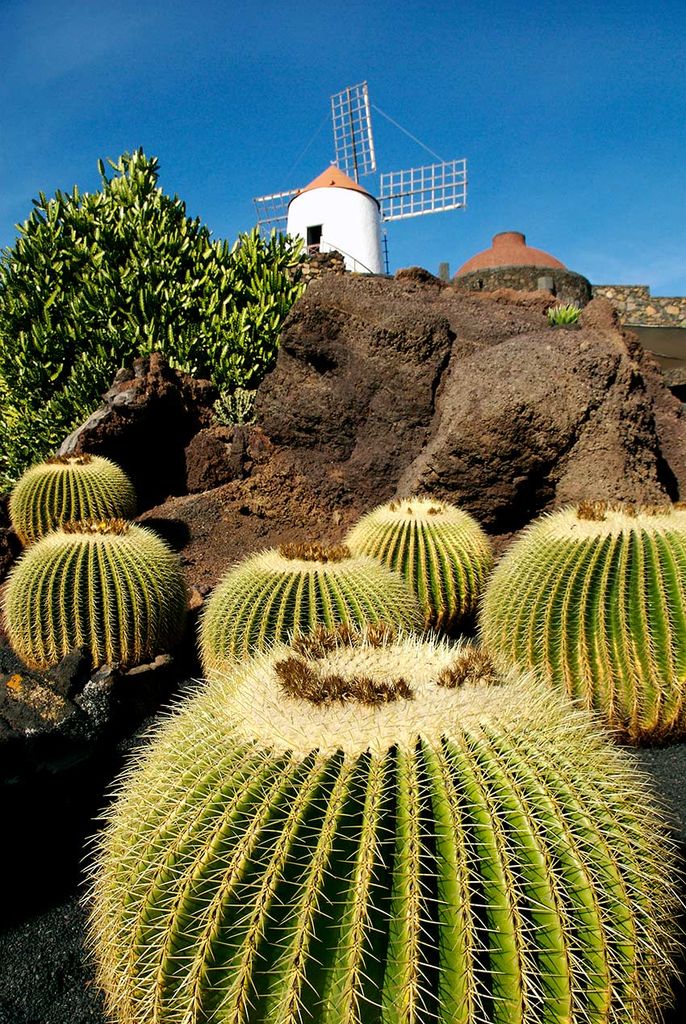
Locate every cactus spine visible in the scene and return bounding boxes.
[346,497,493,631]
[480,501,686,742]
[9,454,136,545]
[199,543,421,670]
[89,630,680,1024]
[3,520,187,669]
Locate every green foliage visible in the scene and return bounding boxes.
[199,542,421,670]
[547,303,581,325]
[0,150,304,488]
[89,631,680,1024]
[212,386,257,427]
[9,454,136,545]
[480,501,686,742]
[346,496,493,631]
[3,519,187,669]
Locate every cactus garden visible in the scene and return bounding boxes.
[2,232,686,1021]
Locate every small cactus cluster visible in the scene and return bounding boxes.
[480,501,686,742]
[89,629,680,1024]
[3,520,187,669]
[346,497,493,631]
[9,454,136,545]
[199,543,421,670]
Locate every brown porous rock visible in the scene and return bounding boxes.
[58,352,217,508]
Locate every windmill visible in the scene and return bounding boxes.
[253,82,467,274]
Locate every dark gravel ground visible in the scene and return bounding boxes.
[1,736,686,1024]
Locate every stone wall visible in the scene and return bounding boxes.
[299,249,346,285]
[592,285,686,327]
[452,265,592,306]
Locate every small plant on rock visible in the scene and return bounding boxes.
[480,500,686,742]
[346,496,493,631]
[212,387,257,427]
[547,303,581,325]
[199,542,421,670]
[9,454,136,545]
[89,628,681,1024]
[3,519,187,669]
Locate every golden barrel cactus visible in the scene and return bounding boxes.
[480,501,686,742]
[90,629,680,1024]
[199,542,421,670]
[9,454,136,544]
[346,497,493,631]
[3,519,187,669]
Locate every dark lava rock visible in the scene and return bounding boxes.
[256,275,686,532]
[58,352,218,508]
[0,646,178,782]
[184,424,252,493]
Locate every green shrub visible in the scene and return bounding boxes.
[547,303,581,325]
[89,629,680,1024]
[4,519,187,669]
[0,150,304,488]
[480,500,686,742]
[199,542,421,670]
[9,454,136,545]
[346,496,493,631]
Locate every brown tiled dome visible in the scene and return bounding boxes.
[456,232,565,275]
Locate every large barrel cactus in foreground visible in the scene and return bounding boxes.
[480,501,686,743]
[9,454,136,545]
[199,542,421,670]
[3,519,187,669]
[90,629,680,1024]
[346,497,493,631]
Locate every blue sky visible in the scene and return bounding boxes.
[2,0,685,292]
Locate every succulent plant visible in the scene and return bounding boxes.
[9,454,137,544]
[3,519,187,669]
[547,303,581,325]
[480,500,686,742]
[89,628,680,1024]
[199,542,421,671]
[345,497,493,631]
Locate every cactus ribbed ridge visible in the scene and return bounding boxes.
[3,520,187,669]
[199,545,421,670]
[346,497,493,631]
[89,630,680,1024]
[480,502,686,742]
[9,454,137,545]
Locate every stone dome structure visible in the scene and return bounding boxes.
[453,231,592,306]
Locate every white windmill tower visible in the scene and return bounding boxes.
[253,82,467,275]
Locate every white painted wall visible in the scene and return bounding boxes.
[286,186,383,274]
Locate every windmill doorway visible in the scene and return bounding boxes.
[306,224,323,252]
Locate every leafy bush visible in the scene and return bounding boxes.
[547,303,581,325]
[0,150,304,488]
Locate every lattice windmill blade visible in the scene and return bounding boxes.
[253,188,300,235]
[379,159,467,221]
[331,82,376,181]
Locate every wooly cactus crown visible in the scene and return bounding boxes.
[89,629,679,1024]
[480,501,686,742]
[3,519,187,669]
[9,453,137,545]
[345,497,493,631]
[198,542,421,670]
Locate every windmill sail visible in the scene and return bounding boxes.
[379,159,467,221]
[331,82,376,181]
[253,188,299,233]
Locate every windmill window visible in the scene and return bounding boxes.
[307,224,323,251]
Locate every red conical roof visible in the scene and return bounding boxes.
[456,232,566,275]
[290,165,377,202]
